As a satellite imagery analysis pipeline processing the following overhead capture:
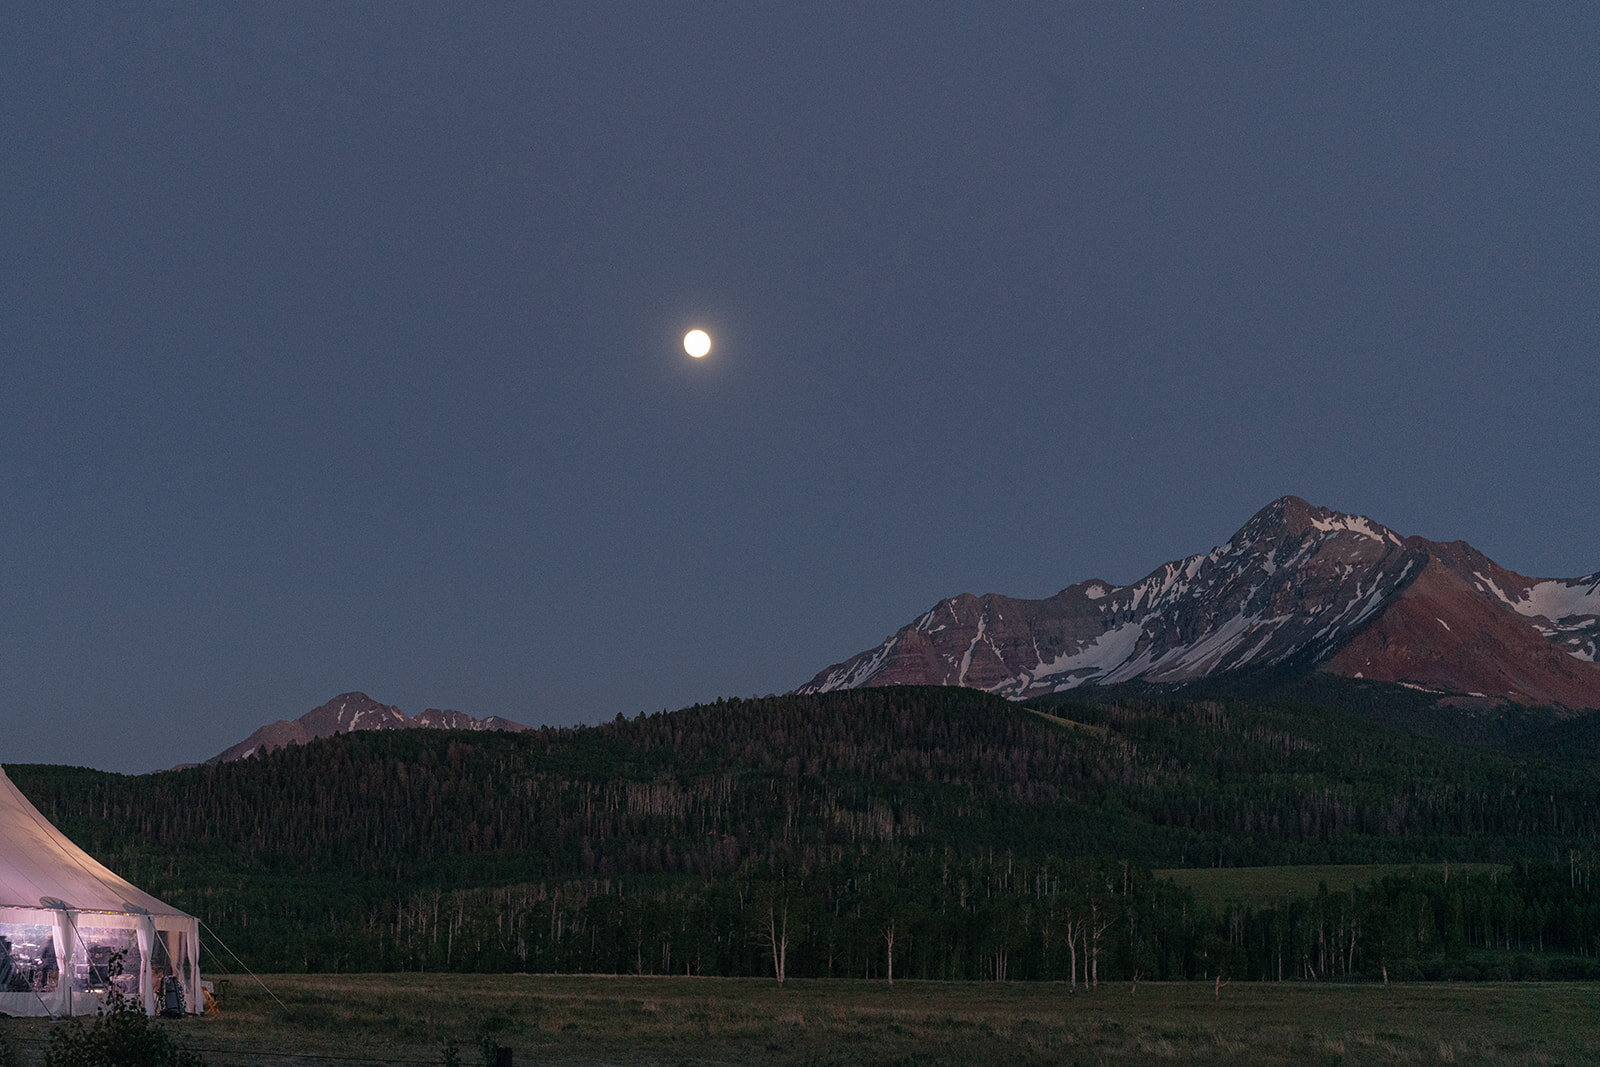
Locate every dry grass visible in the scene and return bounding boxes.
[2,975,1597,1065]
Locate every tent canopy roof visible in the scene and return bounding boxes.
[0,766,192,919]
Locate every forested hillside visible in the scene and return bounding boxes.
[9,687,1600,981]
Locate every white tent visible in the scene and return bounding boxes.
[0,766,202,1018]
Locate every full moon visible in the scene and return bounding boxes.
[683,329,711,358]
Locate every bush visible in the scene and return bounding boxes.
[45,1003,206,1067]
[44,954,205,1067]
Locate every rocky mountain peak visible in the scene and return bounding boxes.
[797,497,1600,710]
[209,693,531,763]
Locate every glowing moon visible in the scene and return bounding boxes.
[683,329,711,358]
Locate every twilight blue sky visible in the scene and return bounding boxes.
[3,4,1597,772]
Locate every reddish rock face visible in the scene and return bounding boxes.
[1325,551,1600,709]
[210,692,530,763]
[798,496,1600,711]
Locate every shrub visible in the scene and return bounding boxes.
[44,954,205,1067]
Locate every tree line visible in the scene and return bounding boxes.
[8,686,1600,980]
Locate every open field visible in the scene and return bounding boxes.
[1155,863,1509,909]
[4,974,1599,1066]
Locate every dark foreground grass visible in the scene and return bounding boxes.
[3,975,1597,1066]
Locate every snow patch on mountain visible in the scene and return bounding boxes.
[810,636,898,692]
[958,614,987,687]
[1468,571,1600,661]
[1021,621,1145,691]
[1309,513,1402,546]
[1511,576,1600,623]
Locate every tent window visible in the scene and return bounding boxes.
[0,922,59,994]
[71,927,140,998]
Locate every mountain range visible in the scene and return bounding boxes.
[209,691,530,763]
[798,496,1600,710]
[208,497,1597,761]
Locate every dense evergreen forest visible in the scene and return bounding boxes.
[9,686,1600,982]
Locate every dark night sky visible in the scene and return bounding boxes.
[4,5,1597,772]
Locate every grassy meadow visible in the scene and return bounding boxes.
[1156,862,1510,910]
[5,973,1598,1066]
